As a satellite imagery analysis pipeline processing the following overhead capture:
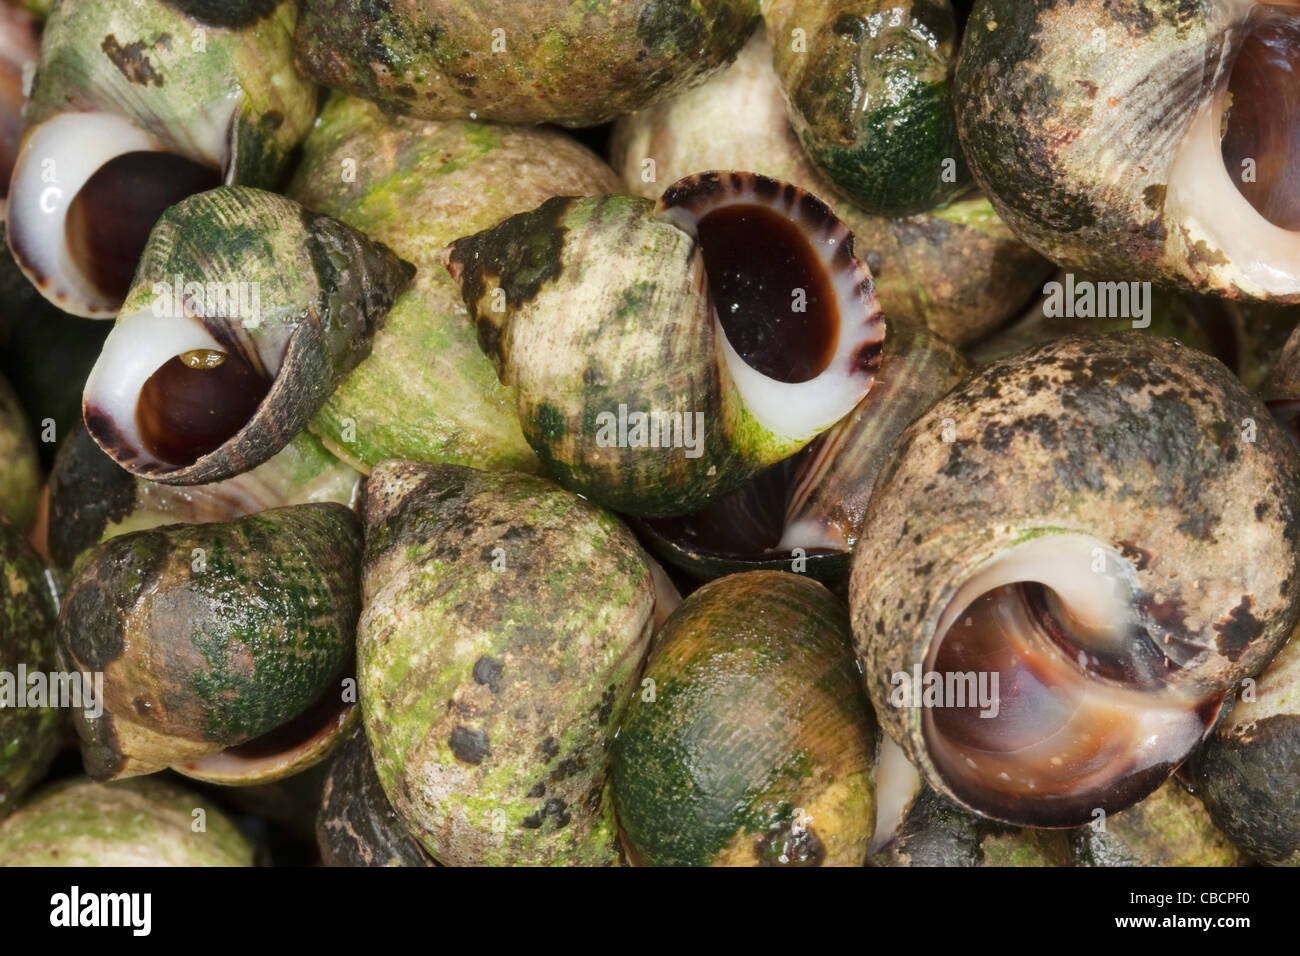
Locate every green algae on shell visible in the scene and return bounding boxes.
[0,517,61,819]
[849,334,1300,827]
[0,776,254,866]
[1068,778,1245,867]
[868,787,1071,867]
[58,502,362,783]
[293,0,760,127]
[358,461,655,866]
[317,726,435,868]
[0,372,39,530]
[444,171,885,518]
[955,0,1300,302]
[764,0,970,216]
[612,571,877,866]
[1190,630,1300,866]
[610,30,1051,345]
[639,316,968,587]
[287,94,622,475]
[7,0,317,317]
[47,423,361,571]
[81,186,413,486]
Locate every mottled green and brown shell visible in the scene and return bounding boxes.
[868,788,1071,867]
[359,461,655,866]
[287,93,620,475]
[956,0,1300,301]
[317,727,434,868]
[444,173,885,517]
[0,777,254,866]
[294,0,761,126]
[0,518,60,818]
[612,572,876,866]
[764,0,970,215]
[1191,631,1300,866]
[0,373,38,530]
[47,424,360,571]
[850,334,1300,826]
[8,0,319,316]
[611,31,1051,344]
[81,186,413,485]
[1069,779,1244,867]
[58,502,362,782]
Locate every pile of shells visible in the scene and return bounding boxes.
[0,0,1296,867]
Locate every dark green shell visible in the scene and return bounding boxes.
[359,461,655,866]
[294,0,761,126]
[612,571,876,866]
[58,503,362,780]
[869,788,1071,867]
[317,727,434,867]
[767,0,969,216]
[0,519,61,819]
[0,373,39,530]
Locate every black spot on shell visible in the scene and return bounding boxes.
[472,655,503,693]
[756,821,826,866]
[521,797,571,830]
[449,726,490,765]
[527,781,546,798]
[538,736,560,762]
[1215,597,1263,662]
[101,35,163,87]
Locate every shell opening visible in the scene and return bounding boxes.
[6,112,221,317]
[921,534,1214,827]
[1221,4,1300,232]
[656,172,885,442]
[65,151,222,305]
[82,311,273,475]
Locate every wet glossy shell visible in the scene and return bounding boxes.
[359,461,655,866]
[765,0,969,216]
[611,30,1050,344]
[0,373,38,529]
[850,334,1300,822]
[287,93,622,475]
[47,424,360,571]
[0,519,60,819]
[82,186,414,485]
[956,0,1300,301]
[612,572,875,866]
[294,0,760,126]
[868,788,1071,867]
[1191,632,1300,866]
[317,727,435,868]
[1069,779,1244,867]
[0,777,254,866]
[58,502,362,780]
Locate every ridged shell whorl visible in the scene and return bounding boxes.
[955,0,1300,301]
[849,334,1300,827]
[444,171,886,518]
[81,186,414,485]
[6,0,317,316]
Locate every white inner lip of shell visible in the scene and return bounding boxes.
[921,534,1207,805]
[658,185,883,442]
[6,112,166,317]
[1167,87,1300,296]
[82,310,225,470]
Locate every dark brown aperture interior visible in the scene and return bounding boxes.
[925,582,1200,826]
[695,203,838,384]
[65,151,221,303]
[136,352,270,466]
[1221,5,1300,230]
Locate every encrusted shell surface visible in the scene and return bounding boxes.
[850,334,1300,825]
[294,0,761,126]
[58,502,362,781]
[287,93,622,475]
[612,571,877,866]
[358,461,655,866]
[0,776,254,866]
[0,372,38,530]
[611,30,1051,345]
